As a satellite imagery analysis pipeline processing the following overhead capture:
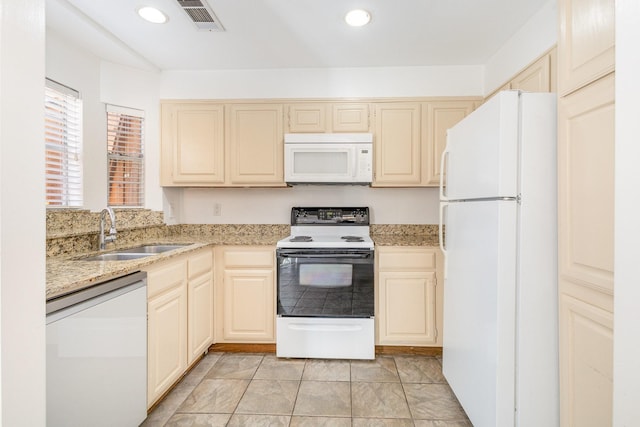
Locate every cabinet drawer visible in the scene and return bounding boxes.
[146,258,188,299]
[188,248,213,279]
[378,249,437,270]
[224,248,274,268]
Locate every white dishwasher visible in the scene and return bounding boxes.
[46,271,147,427]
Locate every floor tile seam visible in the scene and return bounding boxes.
[288,377,303,420]
[227,354,265,417]
[399,380,417,422]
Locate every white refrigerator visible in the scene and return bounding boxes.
[439,91,559,427]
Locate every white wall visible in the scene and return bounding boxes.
[174,186,440,225]
[483,0,557,95]
[46,31,162,211]
[160,65,484,99]
[0,0,46,424]
[614,0,640,424]
[99,62,162,210]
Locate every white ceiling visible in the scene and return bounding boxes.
[46,0,549,72]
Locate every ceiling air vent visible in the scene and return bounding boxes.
[176,0,225,31]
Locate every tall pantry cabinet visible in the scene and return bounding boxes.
[557,0,615,425]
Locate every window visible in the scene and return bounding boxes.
[106,105,145,207]
[45,79,83,207]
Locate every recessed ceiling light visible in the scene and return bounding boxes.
[137,6,168,24]
[345,9,371,27]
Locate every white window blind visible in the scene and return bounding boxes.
[45,79,83,207]
[106,104,145,207]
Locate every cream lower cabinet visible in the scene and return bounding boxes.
[146,247,214,408]
[187,249,214,365]
[146,257,188,408]
[376,246,443,346]
[214,246,275,343]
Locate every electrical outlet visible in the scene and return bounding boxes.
[213,203,222,216]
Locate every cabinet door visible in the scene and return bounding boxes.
[559,289,613,427]
[187,270,214,365]
[147,283,187,407]
[332,103,370,132]
[161,103,225,185]
[510,53,553,93]
[558,71,614,425]
[373,103,422,186]
[286,103,328,133]
[227,104,284,185]
[377,271,437,345]
[424,100,475,186]
[558,0,615,95]
[558,74,614,294]
[223,269,275,342]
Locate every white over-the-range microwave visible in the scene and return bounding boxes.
[284,133,373,184]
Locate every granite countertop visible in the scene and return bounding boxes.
[46,234,284,300]
[47,228,440,301]
[371,233,440,247]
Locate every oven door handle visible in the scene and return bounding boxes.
[278,253,371,259]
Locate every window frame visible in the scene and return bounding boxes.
[106,104,145,208]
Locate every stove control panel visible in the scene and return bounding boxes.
[291,207,369,225]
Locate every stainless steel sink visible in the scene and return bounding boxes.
[77,253,154,262]
[75,244,191,261]
[117,244,191,254]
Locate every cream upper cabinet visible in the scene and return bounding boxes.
[286,103,328,133]
[161,103,225,186]
[510,50,555,93]
[215,246,276,343]
[285,102,370,133]
[559,0,615,95]
[423,100,475,186]
[332,103,370,132]
[372,102,422,186]
[376,246,443,346]
[227,104,285,186]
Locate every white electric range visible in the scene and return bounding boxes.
[276,207,375,360]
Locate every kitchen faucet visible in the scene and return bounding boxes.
[99,207,117,250]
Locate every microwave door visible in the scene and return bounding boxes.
[285,144,356,183]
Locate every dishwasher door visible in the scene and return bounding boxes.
[46,272,147,427]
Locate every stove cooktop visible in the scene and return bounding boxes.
[278,207,373,249]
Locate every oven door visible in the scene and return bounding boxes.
[277,248,374,318]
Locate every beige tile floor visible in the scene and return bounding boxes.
[141,352,471,426]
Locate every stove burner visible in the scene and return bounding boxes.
[290,236,313,242]
[341,236,364,242]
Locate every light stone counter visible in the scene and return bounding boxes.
[46,222,440,300]
[46,233,284,300]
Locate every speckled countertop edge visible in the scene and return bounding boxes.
[47,228,440,301]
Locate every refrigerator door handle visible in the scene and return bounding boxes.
[439,202,448,278]
[440,141,450,201]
